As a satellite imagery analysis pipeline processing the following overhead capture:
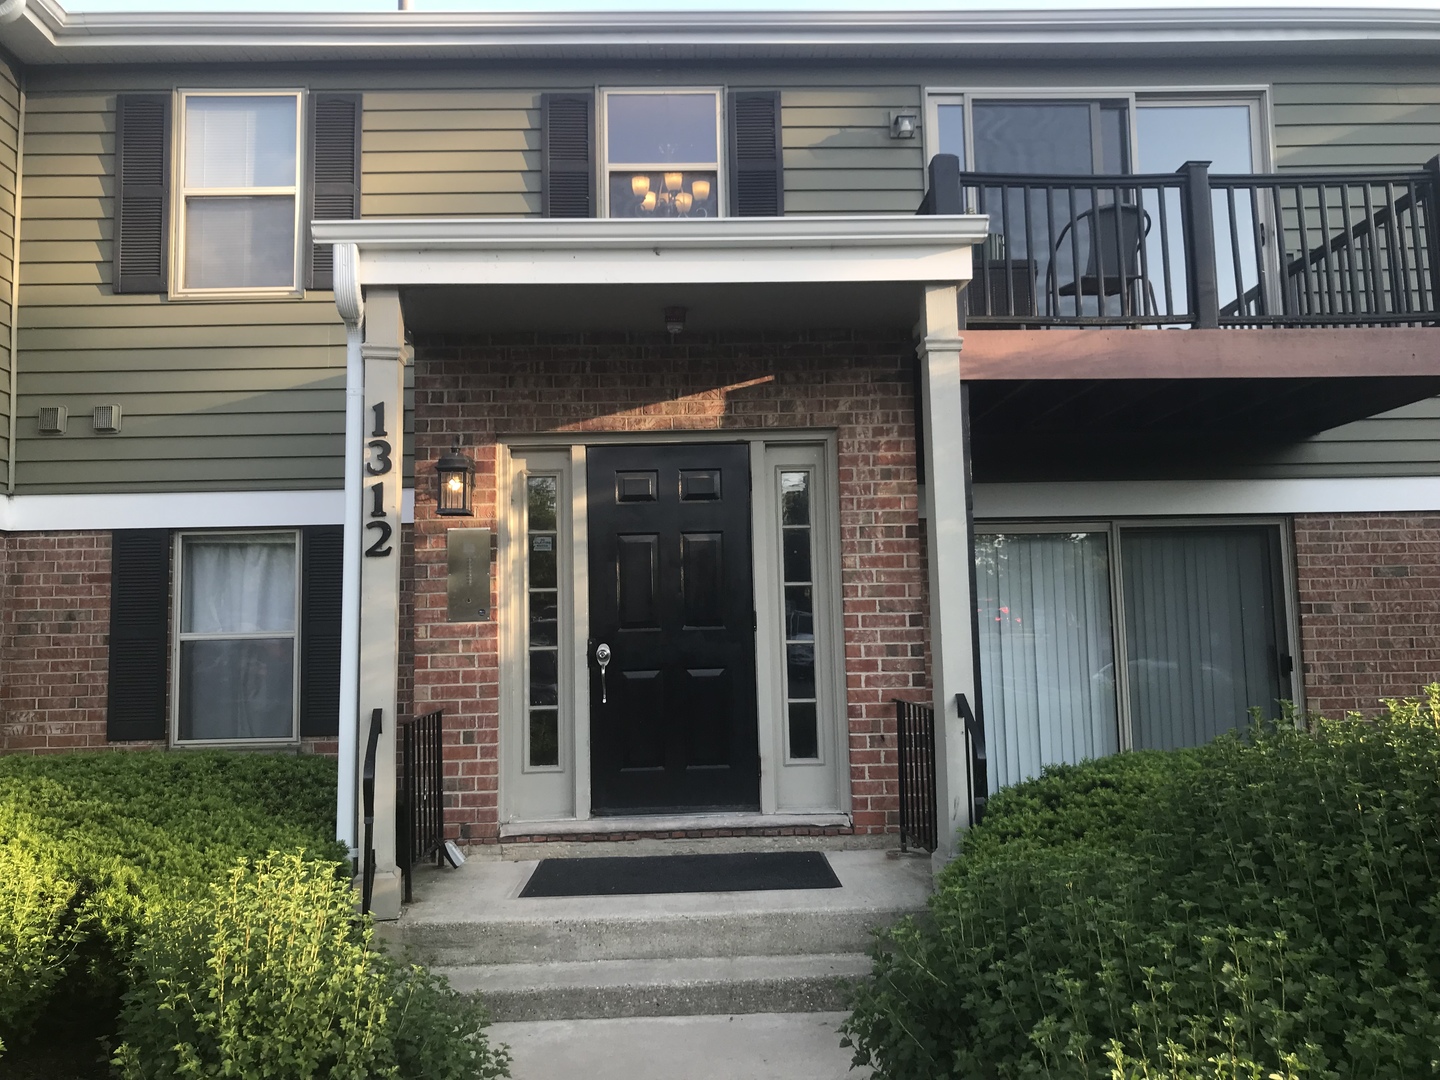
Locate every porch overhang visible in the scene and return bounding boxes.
[311,215,989,329]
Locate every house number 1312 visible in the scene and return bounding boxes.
[364,402,394,558]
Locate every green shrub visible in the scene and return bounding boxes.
[114,851,509,1080]
[0,752,341,1051]
[844,686,1440,1080]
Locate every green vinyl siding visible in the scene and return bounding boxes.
[0,56,16,488]
[780,87,925,215]
[15,91,349,495]
[362,90,542,217]
[4,60,1440,495]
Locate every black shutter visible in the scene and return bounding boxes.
[306,93,362,291]
[299,526,343,737]
[541,93,594,218]
[107,530,171,741]
[728,91,783,218]
[113,94,171,294]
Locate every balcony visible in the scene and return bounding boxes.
[916,154,1440,479]
[921,154,1440,330]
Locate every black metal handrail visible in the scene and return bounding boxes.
[957,693,988,828]
[398,708,446,905]
[894,698,938,853]
[918,152,1440,330]
[360,708,381,917]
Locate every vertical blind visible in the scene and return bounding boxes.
[976,532,1119,790]
[1121,527,1283,751]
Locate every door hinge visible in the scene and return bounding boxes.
[752,610,757,632]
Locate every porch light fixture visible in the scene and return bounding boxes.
[435,442,474,517]
[664,306,688,336]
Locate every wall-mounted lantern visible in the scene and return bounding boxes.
[435,442,474,517]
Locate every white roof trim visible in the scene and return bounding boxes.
[13,1,1440,63]
[314,214,988,291]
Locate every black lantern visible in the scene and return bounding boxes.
[435,442,474,517]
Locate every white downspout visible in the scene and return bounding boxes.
[334,243,364,856]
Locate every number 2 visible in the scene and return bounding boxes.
[365,521,393,558]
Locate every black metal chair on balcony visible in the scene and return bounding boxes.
[1047,203,1158,319]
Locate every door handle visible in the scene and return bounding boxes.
[595,642,611,704]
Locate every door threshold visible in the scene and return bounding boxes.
[499,811,851,840]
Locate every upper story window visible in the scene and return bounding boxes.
[174,90,305,297]
[601,89,722,218]
[928,92,1265,177]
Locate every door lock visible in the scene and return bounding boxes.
[595,642,612,704]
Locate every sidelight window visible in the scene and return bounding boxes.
[526,475,562,770]
[173,531,300,744]
[779,470,819,761]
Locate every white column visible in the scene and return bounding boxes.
[917,282,979,866]
[357,288,407,919]
[334,243,364,857]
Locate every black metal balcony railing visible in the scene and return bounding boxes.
[921,153,1440,330]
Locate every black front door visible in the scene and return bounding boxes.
[587,443,759,814]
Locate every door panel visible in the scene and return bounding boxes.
[588,443,759,813]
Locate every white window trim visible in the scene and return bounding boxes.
[170,529,302,747]
[170,88,307,301]
[974,515,1303,754]
[597,86,726,220]
[923,86,1273,177]
[498,430,847,824]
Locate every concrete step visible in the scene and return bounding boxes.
[438,952,872,1022]
[383,848,932,968]
[490,1012,869,1080]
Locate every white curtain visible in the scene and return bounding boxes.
[182,538,295,634]
[1121,528,1282,751]
[178,538,296,741]
[977,532,1119,791]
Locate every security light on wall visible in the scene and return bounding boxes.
[435,443,474,517]
[890,111,918,139]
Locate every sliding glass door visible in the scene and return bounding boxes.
[975,521,1293,790]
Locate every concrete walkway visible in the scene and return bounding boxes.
[490,1011,871,1080]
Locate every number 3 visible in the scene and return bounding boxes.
[365,439,393,476]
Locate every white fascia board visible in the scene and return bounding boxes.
[313,215,986,289]
[0,488,416,532]
[18,1,1440,59]
[974,477,1440,519]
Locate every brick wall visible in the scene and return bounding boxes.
[1295,512,1440,717]
[410,331,928,842]
[0,531,117,752]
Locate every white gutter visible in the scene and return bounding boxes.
[5,68,20,494]
[14,0,1440,60]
